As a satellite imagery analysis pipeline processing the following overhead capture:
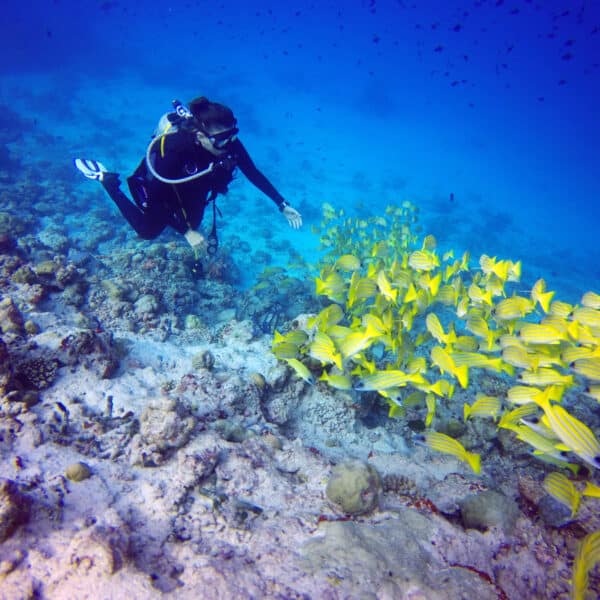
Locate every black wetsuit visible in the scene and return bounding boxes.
[101,128,286,239]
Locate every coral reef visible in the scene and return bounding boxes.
[325,460,382,515]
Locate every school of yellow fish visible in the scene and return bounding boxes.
[271,202,600,596]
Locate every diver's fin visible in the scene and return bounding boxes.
[74,158,107,181]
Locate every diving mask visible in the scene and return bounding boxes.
[207,127,239,149]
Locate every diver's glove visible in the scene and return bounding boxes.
[280,202,302,229]
[184,229,207,253]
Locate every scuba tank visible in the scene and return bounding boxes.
[146,99,216,184]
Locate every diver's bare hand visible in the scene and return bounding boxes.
[283,205,302,229]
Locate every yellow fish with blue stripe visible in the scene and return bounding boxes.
[354,369,426,391]
[408,249,439,271]
[571,530,600,600]
[430,346,469,388]
[422,431,481,474]
[315,270,346,304]
[284,358,315,385]
[535,388,600,469]
[543,472,581,518]
[308,331,343,371]
[530,278,555,312]
[463,394,501,421]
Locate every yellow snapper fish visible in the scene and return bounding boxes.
[467,282,494,307]
[465,315,497,350]
[406,356,428,374]
[284,358,315,385]
[347,272,378,309]
[582,481,600,498]
[535,389,600,469]
[549,300,574,319]
[453,335,479,352]
[437,284,459,306]
[423,431,481,474]
[502,422,565,459]
[273,329,308,346]
[376,269,398,303]
[517,322,569,345]
[422,234,437,250]
[415,377,455,398]
[338,329,377,360]
[543,472,581,518]
[308,331,343,371]
[572,306,600,329]
[571,357,600,382]
[425,313,457,346]
[417,271,442,296]
[408,249,440,271]
[450,351,514,376]
[334,254,362,272]
[518,368,574,387]
[583,385,600,403]
[571,530,600,600]
[272,329,309,359]
[307,303,345,330]
[315,270,347,304]
[502,344,562,371]
[492,295,534,321]
[581,291,600,310]
[479,254,511,281]
[354,369,426,392]
[271,341,303,360]
[425,394,436,427]
[430,345,469,388]
[498,403,538,428]
[562,345,600,364]
[530,278,555,313]
[319,371,353,390]
[506,385,545,405]
[463,394,501,421]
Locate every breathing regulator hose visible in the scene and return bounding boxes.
[145,134,215,184]
[145,99,215,185]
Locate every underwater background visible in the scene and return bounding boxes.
[2,1,600,599]
[2,0,599,299]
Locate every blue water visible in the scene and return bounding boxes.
[2,0,599,301]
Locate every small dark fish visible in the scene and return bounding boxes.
[537,96,545,102]
[451,81,459,87]
[453,24,462,32]
[434,45,444,52]
[450,193,455,202]
[564,39,575,46]
[496,0,504,5]
[372,34,380,43]
[562,52,573,61]
[558,79,567,85]
[507,45,514,53]
[510,8,520,15]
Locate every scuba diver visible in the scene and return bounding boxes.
[74,96,302,277]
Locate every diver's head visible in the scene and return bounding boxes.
[189,96,239,153]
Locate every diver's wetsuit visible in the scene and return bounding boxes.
[101,128,286,239]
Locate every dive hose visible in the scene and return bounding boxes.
[145,134,215,184]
